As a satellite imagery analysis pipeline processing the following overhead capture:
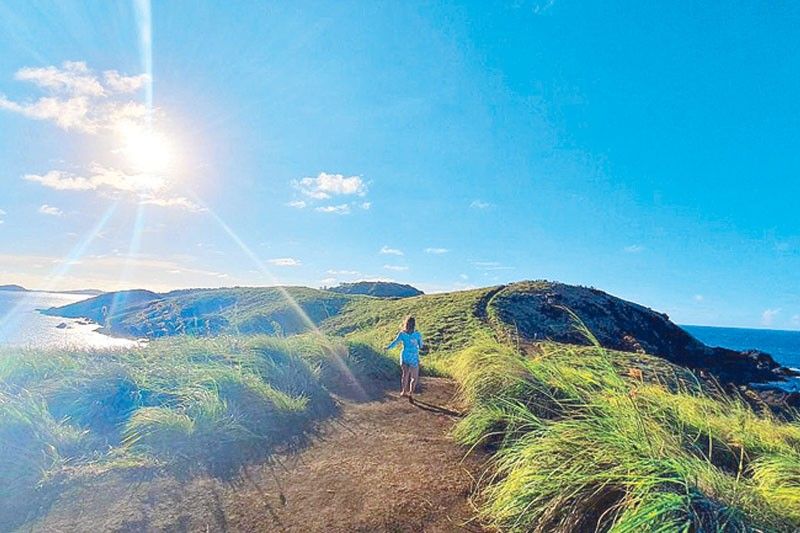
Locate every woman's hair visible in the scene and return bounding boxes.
[402,315,416,334]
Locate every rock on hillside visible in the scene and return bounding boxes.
[327,281,423,298]
[488,281,795,385]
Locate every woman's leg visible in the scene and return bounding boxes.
[408,364,420,397]
[400,364,410,395]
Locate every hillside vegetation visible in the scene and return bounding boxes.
[0,335,395,530]
[451,335,800,531]
[16,279,800,531]
[326,281,424,298]
[47,281,794,387]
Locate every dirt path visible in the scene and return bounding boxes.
[27,377,486,532]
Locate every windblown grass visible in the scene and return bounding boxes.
[452,334,800,532]
[0,334,396,527]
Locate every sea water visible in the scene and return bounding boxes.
[0,290,136,349]
[683,324,800,391]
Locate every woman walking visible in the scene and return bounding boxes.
[386,316,423,402]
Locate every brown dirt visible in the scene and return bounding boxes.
[24,377,487,532]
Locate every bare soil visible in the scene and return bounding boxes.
[24,377,487,532]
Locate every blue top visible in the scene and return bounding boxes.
[386,330,423,366]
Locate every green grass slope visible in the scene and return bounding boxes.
[451,335,800,532]
[0,335,396,530]
[7,279,800,530]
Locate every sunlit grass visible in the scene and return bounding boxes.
[451,336,800,532]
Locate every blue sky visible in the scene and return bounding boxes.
[1,1,799,329]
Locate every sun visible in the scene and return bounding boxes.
[120,125,175,176]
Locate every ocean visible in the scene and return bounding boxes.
[682,324,800,371]
[0,290,136,349]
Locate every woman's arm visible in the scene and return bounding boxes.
[386,332,402,350]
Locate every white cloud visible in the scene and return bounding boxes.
[24,170,96,190]
[103,70,151,93]
[693,294,704,302]
[326,269,360,275]
[315,204,351,215]
[0,61,150,134]
[459,273,469,280]
[383,265,409,271]
[287,200,307,209]
[266,257,301,267]
[762,308,780,326]
[425,247,449,254]
[380,245,404,256]
[470,200,492,209]
[0,208,5,224]
[293,172,367,199]
[15,61,105,96]
[624,245,645,253]
[360,201,371,210]
[23,167,200,212]
[38,204,62,216]
[139,196,206,212]
[26,164,164,194]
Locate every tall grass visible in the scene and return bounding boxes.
[452,335,800,532]
[0,334,397,527]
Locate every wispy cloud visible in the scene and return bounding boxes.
[293,172,367,200]
[472,261,515,271]
[266,257,301,267]
[139,196,206,212]
[762,308,780,326]
[25,164,164,194]
[38,204,62,216]
[624,244,645,253]
[425,247,449,254]
[0,252,233,292]
[315,204,351,215]
[470,200,492,209]
[792,314,800,327]
[326,269,361,275]
[0,208,6,224]
[380,245,404,256]
[693,294,704,302]
[287,200,307,209]
[383,264,409,271]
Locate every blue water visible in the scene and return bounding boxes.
[0,290,136,349]
[682,325,800,371]
[683,325,800,392]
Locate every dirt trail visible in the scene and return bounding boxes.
[27,377,486,532]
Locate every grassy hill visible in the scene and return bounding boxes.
[326,281,424,298]
[46,280,795,387]
[6,279,799,531]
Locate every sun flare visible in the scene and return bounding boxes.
[120,125,175,176]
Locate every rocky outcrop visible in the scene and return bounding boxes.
[488,281,797,386]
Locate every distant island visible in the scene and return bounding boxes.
[0,284,103,296]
